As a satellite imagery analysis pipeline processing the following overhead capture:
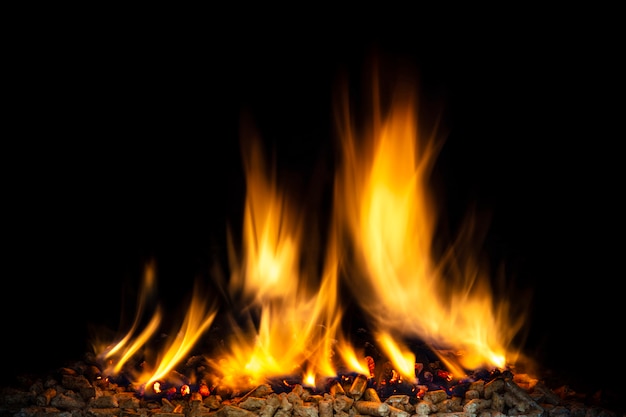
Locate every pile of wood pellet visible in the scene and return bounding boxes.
[2,362,623,417]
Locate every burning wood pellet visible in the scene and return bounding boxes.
[294,404,320,417]
[439,397,462,413]
[332,394,354,412]
[464,389,480,401]
[258,395,281,417]
[364,388,382,402]
[328,380,346,397]
[387,404,410,417]
[461,398,491,415]
[206,395,223,410]
[489,391,505,413]
[218,404,259,417]
[1,357,623,417]
[239,396,268,411]
[348,374,369,400]
[531,382,561,406]
[504,379,539,405]
[319,399,333,417]
[34,387,56,406]
[415,400,435,416]
[483,378,504,399]
[467,380,484,396]
[384,394,409,408]
[353,400,391,416]
[423,389,448,404]
[233,385,272,406]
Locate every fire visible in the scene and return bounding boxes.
[96,262,218,389]
[333,75,525,376]
[211,135,345,388]
[93,68,527,393]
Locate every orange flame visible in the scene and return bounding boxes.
[137,282,217,388]
[333,74,525,376]
[211,134,348,389]
[95,262,218,388]
[93,68,528,391]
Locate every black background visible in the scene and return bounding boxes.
[3,9,623,400]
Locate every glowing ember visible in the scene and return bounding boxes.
[93,69,527,395]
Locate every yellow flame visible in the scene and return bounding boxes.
[376,332,417,383]
[139,284,218,388]
[336,337,373,377]
[303,370,316,388]
[95,261,161,377]
[230,136,301,304]
[112,309,162,375]
[94,68,528,390]
[102,262,158,356]
[94,262,218,387]
[334,75,524,375]
[213,133,353,389]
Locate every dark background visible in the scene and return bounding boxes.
[3,10,623,401]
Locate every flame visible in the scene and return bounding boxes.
[212,134,348,389]
[95,262,218,388]
[336,338,373,377]
[95,261,161,376]
[93,67,528,392]
[333,74,525,375]
[93,261,159,362]
[137,282,218,388]
[376,332,417,383]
